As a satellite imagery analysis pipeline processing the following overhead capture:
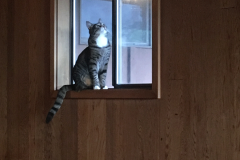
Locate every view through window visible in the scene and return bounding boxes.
[73,0,152,88]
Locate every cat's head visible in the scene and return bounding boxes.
[86,19,108,38]
[86,19,109,47]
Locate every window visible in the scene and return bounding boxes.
[114,0,152,88]
[50,0,160,98]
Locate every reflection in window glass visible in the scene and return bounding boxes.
[117,0,152,84]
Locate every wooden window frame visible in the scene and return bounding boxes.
[50,0,161,99]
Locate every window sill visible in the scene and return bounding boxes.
[51,88,159,99]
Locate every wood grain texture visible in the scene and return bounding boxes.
[0,0,8,159]
[106,100,160,160]
[52,89,158,99]
[78,100,107,159]
[28,1,50,159]
[61,100,78,160]
[1,0,240,159]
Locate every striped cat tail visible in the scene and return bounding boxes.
[46,85,73,123]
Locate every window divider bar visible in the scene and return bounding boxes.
[70,0,74,85]
[112,0,117,87]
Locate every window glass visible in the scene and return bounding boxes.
[116,0,152,84]
[79,0,112,44]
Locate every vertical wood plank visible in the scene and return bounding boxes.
[228,6,240,160]
[164,80,187,160]
[15,0,30,158]
[232,7,240,159]
[48,99,63,160]
[11,0,33,159]
[28,0,51,159]
[6,0,31,159]
[187,1,216,159]
[60,100,78,160]
[0,0,8,159]
[160,1,192,158]
[78,100,107,160]
[6,0,18,159]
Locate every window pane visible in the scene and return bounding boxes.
[73,0,113,88]
[117,0,152,84]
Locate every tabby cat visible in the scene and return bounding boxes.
[46,19,111,123]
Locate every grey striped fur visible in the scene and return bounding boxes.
[46,19,111,123]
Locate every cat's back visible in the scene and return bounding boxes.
[73,46,91,72]
[76,46,91,62]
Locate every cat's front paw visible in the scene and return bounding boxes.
[102,86,108,89]
[93,86,101,90]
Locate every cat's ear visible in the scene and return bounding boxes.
[86,21,93,29]
[98,18,101,23]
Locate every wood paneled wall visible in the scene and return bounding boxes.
[0,0,240,159]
